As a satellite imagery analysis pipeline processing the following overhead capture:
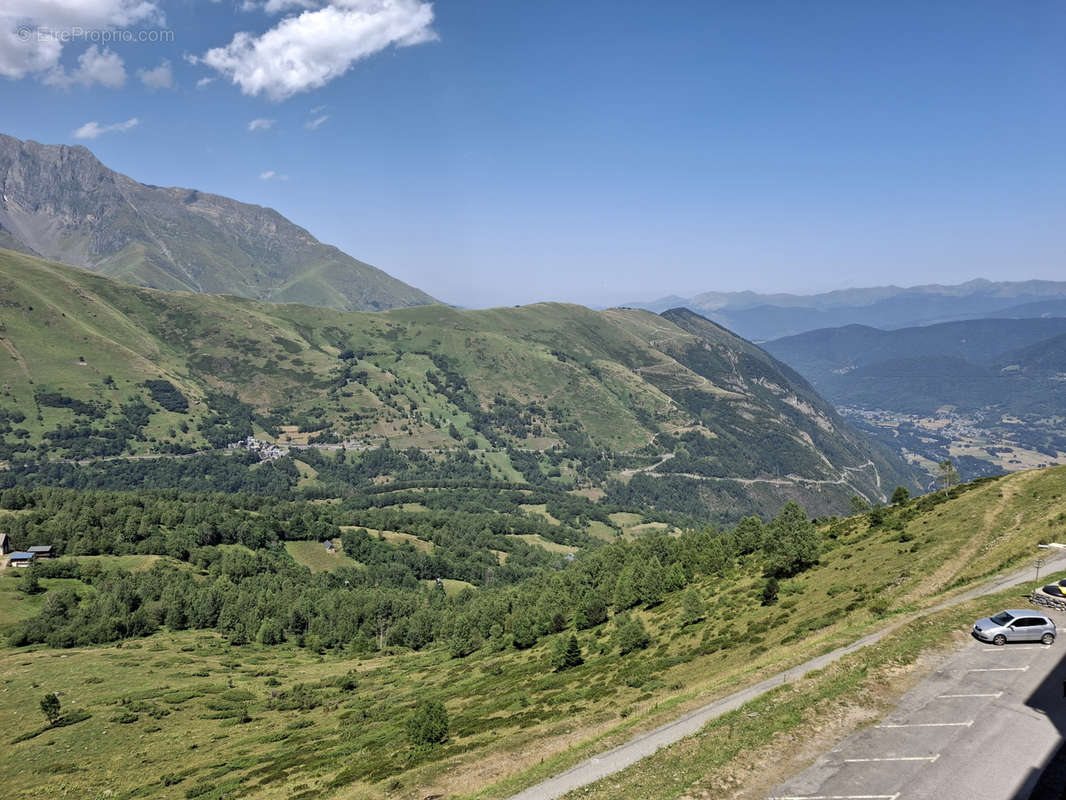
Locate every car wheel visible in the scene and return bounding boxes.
[993,634,1007,646]
[1042,633,1055,645]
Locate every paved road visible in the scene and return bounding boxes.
[768,611,1066,800]
[506,551,1066,800]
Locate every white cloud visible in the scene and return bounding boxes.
[0,0,163,80]
[196,76,215,88]
[263,0,318,13]
[310,104,326,114]
[44,45,126,88]
[305,113,328,130]
[200,0,436,100]
[73,116,139,139]
[259,169,287,180]
[248,117,275,131]
[138,59,172,89]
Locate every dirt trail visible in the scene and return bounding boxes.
[903,473,1032,604]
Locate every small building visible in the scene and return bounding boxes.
[28,545,53,559]
[324,540,336,552]
[0,533,10,555]
[9,552,35,568]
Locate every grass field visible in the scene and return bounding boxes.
[2,468,1066,800]
[508,534,580,555]
[374,529,435,553]
[520,504,562,525]
[424,577,476,596]
[63,554,191,572]
[608,512,644,530]
[283,540,361,573]
[585,521,618,542]
[0,574,88,629]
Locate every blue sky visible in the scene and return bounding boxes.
[1,0,1063,307]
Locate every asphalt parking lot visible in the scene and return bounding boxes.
[769,608,1066,800]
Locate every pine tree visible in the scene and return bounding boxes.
[510,612,539,650]
[681,587,704,625]
[891,486,910,506]
[733,515,765,555]
[21,568,42,595]
[40,693,61,725]
[639,556,666,606]
[763,502,820,578]
[665,562,687,593]
[447,613,482,658]
[613,564,639,610]
[561,634,584,669]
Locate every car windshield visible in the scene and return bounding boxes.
[990,612,1015,625]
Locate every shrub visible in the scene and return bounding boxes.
[184,781,213,798]
[760,577,779,606]
[613,614,651,655]
[405,699,448,745]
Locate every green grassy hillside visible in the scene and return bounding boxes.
[0,248,915,520]
[1,466,1063,800]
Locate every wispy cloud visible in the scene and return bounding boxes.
[305,114,329,130]
[259,169,287,180]
[196,76,215,88]
[73,117,140,139]
[248,118,275,131]
[138,60,173,89]
[199,0,436,100]
[43,45,126,89]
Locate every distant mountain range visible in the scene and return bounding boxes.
[764,318,1066,395]
[631,281,1066,341]
[0,133,436,311]
[763,317,1066,414]
[0,247,919,519]
[763,318,1066,480]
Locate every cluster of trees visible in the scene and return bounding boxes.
[0,487,575,587]
[4,484,823,659]
[144,380,189,412]
[2,452,300,495]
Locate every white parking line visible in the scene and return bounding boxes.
[876,720,973,728]
[937,692,1002,698]
[843,755,939,763]
[981,646,1041,652]
[967,666,1029,672]
[767,795,900,800]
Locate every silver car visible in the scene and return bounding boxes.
[972,609,1056,646]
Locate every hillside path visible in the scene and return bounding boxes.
[506,550,1066,800]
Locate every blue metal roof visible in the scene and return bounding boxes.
[9,552,35,560]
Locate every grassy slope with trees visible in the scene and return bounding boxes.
[1,465,1065,799]
[0,248,916,521]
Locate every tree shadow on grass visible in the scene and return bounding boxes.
[10,710,92,744]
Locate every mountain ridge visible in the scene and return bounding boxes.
[0,133,437,311]
[0,247,918,519]
[631,281,1066,340]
